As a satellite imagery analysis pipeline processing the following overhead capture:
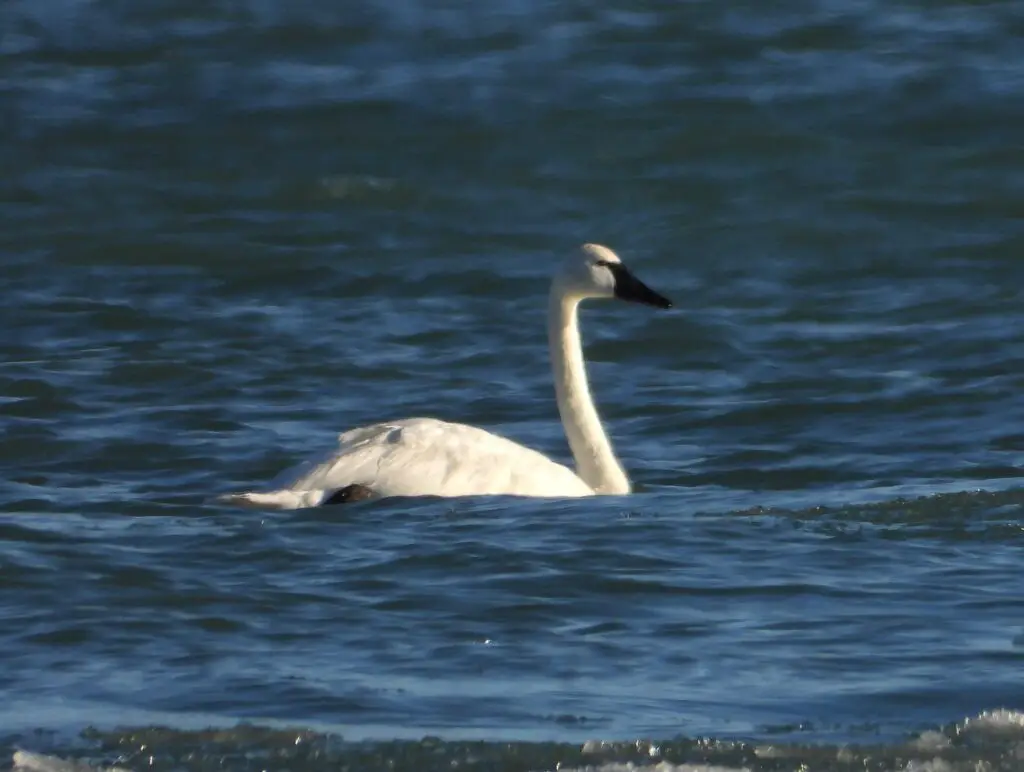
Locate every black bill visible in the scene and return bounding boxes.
[609,264,673,309]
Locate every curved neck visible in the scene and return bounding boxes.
[547,291,631,495]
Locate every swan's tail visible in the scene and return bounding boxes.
[213,489,322,510]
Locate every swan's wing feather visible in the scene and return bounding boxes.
[218,418,593,508]
[267,421,409,491]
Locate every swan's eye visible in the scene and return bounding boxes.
[594,260,613,268]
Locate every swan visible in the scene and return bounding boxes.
[217,243,671,509]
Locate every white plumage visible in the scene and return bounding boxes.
[220,419,595,509]
[217,243,671,509]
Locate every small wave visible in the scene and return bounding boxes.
[956,708,1024,736]
[11,752,127,772]
[9,709,1024,772]
[570,742,747,772]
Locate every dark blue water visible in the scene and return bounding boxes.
[3,0,1024,770]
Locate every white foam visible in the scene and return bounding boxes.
[550,765,748,772]
[902,760,955,772]
[11,750,751,772]
[909,731,952,751]
[956,709,1024,736]
[11,752,129,772]
[581,740,661,758]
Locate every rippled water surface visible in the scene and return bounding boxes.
[2,0,1024,770]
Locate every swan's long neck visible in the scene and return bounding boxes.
[548,291,631,495]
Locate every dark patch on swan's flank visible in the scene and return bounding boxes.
[322,484,375,505]
[606,263,673,309]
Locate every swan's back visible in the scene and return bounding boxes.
[218,418,594,509]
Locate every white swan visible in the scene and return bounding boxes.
[217,243,671,509]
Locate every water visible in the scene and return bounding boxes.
[3,0,1024,769]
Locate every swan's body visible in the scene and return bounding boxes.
[222,418,595,510]
[218,244,671,509]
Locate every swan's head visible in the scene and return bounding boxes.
[554,243,672,308]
